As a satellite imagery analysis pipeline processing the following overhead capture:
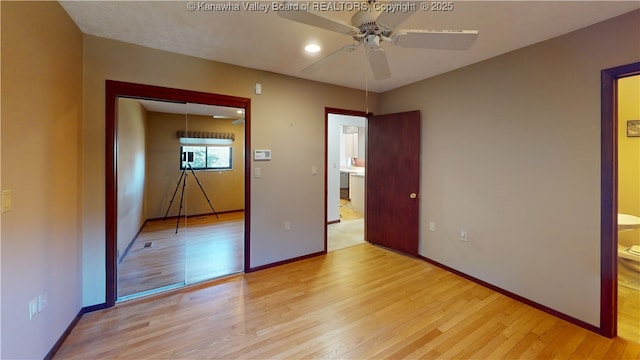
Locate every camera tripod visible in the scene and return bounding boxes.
[163,163,219,233]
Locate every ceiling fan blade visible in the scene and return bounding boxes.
[376,1,417,31]
[301,44,359,74]
[392,30,479,50]
[277,1,359,35]
[367,48,391,80]
[213,115,239,119]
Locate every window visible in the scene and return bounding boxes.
[180,145,232,170]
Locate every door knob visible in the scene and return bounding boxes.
[409,193,417,199]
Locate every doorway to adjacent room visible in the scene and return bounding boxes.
[600,62,640,340]
[324,108,421,257]
[326,109,367,252]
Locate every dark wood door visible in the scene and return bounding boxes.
[366,110,421,256]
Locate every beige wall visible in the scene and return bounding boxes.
[3,2,638,352]
[117,98,147,259]
[380,10,640,327]
[81,34,380,305]
[618,75,640,247]
[145,112,245,219]
[0,2,83,358]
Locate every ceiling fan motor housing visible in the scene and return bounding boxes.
[351,9,383,35]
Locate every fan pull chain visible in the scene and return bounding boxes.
[365,59,369,114]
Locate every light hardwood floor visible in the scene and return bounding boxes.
[56,244,639,359]
[618,261,640,343]
[118,212,244,299]
[119,205,362,299]
[339,198,363,221]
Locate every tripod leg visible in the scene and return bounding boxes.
[188,164,219,219]
[175,172,188,233]
[163,169,186,221]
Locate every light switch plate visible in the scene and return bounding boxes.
[2,189,12,213]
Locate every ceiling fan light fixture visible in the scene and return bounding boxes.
[304,43,321,53]
[364,34,381,50]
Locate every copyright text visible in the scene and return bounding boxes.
[186,1,455,13]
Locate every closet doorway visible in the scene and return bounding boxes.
[105,81,251,306]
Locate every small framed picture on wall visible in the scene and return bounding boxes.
[627,120,640,137]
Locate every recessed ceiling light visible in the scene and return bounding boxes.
[305,44,321,53]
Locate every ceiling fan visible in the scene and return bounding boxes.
[213,111,245,125]
[214,116,244,125]
[278,0,479,80]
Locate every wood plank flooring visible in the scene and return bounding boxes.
[117,212,244,298]
[56,244,640,359]
[339,198,363,221]
[619,262,640,343]
[119,205,366,300]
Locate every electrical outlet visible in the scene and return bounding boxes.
[29,298,38,320]
[429,222,436,231]
[459,229,468,241]
[284,221,291,231]
[42,291,49,309]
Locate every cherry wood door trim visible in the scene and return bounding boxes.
[324,108,370,252]
[105,80,251,307]
[600,62,640,338]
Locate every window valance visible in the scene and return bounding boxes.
[177,131,235,141]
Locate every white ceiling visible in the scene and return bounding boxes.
[138,99,244,118]
[59,1,639,93]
